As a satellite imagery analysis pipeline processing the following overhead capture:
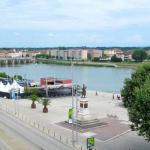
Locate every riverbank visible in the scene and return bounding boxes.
[36,58,148,69]
[37,58,117,67]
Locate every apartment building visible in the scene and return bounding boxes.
[103,48,133,61]
[103,48,120,57]
[0,50,8,58]
[88,49,103,60]
[7,49,23,58]
[49,49,88,60]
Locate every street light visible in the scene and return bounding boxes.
[75,88,80,144]
[71,61,75,146]
[71,61,80,146]
[46,78,48,97]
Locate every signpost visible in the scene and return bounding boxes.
[11,90,17,114]
[11,90,16,100]
[87,137,95,150]
[68,108,73,124]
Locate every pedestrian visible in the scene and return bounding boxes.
[112,93,114,99]
[95,91,98,96]
[117,94,120,100]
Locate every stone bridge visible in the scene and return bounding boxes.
[0,57,35,65]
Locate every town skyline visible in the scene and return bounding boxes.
[0,0,150,47]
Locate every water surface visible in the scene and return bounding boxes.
[0,64,133,92]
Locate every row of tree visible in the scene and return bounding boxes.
[0,72,23,80]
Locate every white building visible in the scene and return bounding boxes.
[8,51,23,58]
[49,49,88,60]
[88,49,103,60]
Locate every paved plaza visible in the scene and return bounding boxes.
[0,91,150,150]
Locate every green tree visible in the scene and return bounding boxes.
[92,57,100,62]
[42,98,50,113]
[14,75,23,80]
[121,64,150,140]
[146,55,150,60]
[36,54,49,59]
[129,75,150,140]
[121,64,150,107]
[30,88,38,95]
[30,94,38,109]
[111,55,122,62]
[0,72,7,78]
[132,50,147,62]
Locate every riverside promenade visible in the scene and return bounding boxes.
[0,91,150,150]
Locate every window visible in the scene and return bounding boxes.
[84,103,88,108]
[80,103,83,108]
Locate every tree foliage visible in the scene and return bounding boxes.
[121,64,150,140]
[30,94,38,102]
[36,54,49,59]
[111,55,122,62]
[42,98,50,106]
[132,50,147,62]
[14,75,23,80]
[0,72,8,78]
[122,64,150,107]
[129,76,150,140]
[146,55,150,60]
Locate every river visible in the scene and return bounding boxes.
[0,64,133,92]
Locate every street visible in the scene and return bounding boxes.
[0,110,72,150]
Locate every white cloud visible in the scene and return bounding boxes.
[0,0,150,31]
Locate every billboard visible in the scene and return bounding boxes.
[87,137,95,149]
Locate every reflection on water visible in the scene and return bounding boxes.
[0,64,133,92]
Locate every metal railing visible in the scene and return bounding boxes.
[0,100,85,150]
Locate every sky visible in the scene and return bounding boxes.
[0,0,150,47]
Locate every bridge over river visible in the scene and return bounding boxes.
[0,57,35,65]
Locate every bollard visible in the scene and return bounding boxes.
[60,136,61,141]
[48,129,49,134]
[54,132,55,137]
[66,138,68,144]
[24,116,26,122]
[27,118,30,124]
[31,120,32,125]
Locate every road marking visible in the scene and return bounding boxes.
[95,130,131,143]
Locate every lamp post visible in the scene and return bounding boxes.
[71,60,79,146]
[75,87,80,144]
[46,78,48,97]
[71,61,75,146]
